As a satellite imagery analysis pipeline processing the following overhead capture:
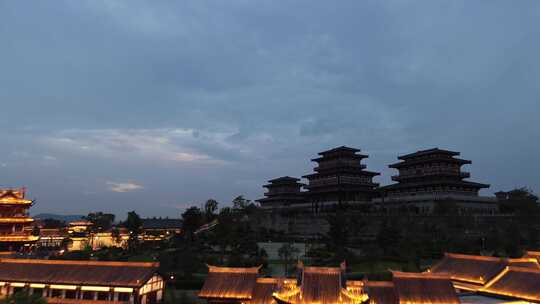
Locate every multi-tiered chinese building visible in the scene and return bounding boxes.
[0,188,38,251]
[302,146,379,212]
[379,148,497,214]
[257,176,306,210]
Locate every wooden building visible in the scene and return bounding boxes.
[365,271,460,304]
[199,265,261,303]
[272,262,369,304]
[141,218,182,237]
[302,146,379,213]
[427,252,540,303]
[378,148,497,215]
[257,177,306,210]
[198,263,467,304]
[427,253,509,291]
[479,266,540,302]
[0,188,39,251]
[524,251,540,264]
[0,258,163,303]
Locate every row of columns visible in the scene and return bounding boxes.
[0,285,136,303]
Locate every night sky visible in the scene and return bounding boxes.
[1,1,539,218]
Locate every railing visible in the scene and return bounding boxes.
[47,298,128,304]
[374,193,498,203]
[392,171,469,180]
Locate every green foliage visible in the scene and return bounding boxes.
[124,211,143,252]
[278,243,300,277]
[182,207,203,241]
[41,218,66,229]
[204,199,219,221]
[499,187,539,215]
[124,211,143,234]
[232,195,250,210]
[84,212,115,232]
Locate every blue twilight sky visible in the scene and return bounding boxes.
[1,1,539,219]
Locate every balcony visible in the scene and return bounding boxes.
[392,171,470,181]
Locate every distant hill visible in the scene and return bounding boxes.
[33,213,85,223]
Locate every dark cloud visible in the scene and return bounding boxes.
[1,0,539,218]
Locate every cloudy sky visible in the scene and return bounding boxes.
[1,1,539,218]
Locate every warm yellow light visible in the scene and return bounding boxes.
[30,284,46,288]
[50,285,77,290]
[10,282,26,287]
[81,286,110,291]
[114,287,133,293]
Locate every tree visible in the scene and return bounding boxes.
[232,195,250,210]
[326,210,350,262]
[181,207,203,241]
[111,227,122,246]
[500,187,539,215]
[0,291,46,304]
[124,211,143,234]
[278,243,300,277]
[41,218,66,229]
[124,211,143,251]
[204,199,219,221]
[214,207,236,263]
[85,212,115,232]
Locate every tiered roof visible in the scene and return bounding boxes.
[428,253,507,288]
[272,263,368,304]
[364,281,397,304]
[382,148,489,193]
[429,252,540,298]
[392,271,460,304]
[199,265,260,301]
[0,188,33,205]
[199,263,464,304]
[524,251,540,264]
[0,188,37,245]
[303,146,379,196]
[252,278,281,304]
[480,266,540,302]
[0,259,159,287]
[364,272,459,304]
[507,257,540,269]
[258,176,306,206]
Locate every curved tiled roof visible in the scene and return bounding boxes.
[481,266,540,302]
[429,253,507,285]
[365,281,397,304]
[0,259,159,288]
[392,271,460,304]
[198,265,260,300]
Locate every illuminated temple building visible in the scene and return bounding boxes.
[0,188,38,251]
[199,253,540,304]
[378,148,498,214]
[427,252,540,303]
[198,262,462,304]
[0,259,164,304]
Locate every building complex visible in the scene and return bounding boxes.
[258,146,499,215]
[198,251,540,304]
